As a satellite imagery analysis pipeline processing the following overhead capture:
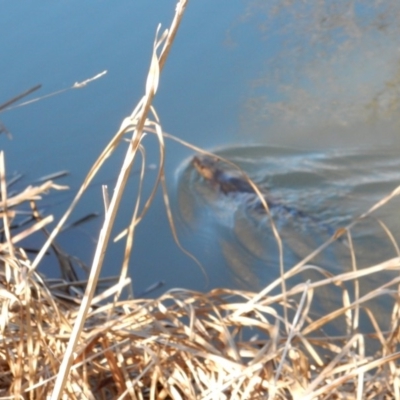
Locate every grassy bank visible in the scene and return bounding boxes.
[1,180,400,398]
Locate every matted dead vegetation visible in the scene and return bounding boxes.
[1,176,400,399]
[1,0,400,398]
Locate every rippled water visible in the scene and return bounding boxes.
[3,0,400,304]
[175,145,400,333]
[176,145,400,295]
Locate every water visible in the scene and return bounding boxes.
[176,146,400,289]
[176,145,400,335]
[1,1,400,303]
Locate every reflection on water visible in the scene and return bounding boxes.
[176,145,400,332]
[239,0,400,148]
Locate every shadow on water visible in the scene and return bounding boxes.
[175,144,400,336]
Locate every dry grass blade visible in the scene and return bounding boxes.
[0,152,14,266]
[3,181,68,210]
[0,215,54,252]
[50,2,189,398]
[0,84,41,113]
[110,145,147,304]
[4,72,106,112]
[376,217,400,256]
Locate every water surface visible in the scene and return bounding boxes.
[1,1,400,301]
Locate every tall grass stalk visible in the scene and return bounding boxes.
[50,1,189,398]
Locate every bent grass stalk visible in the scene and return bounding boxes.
[51,2,189,398]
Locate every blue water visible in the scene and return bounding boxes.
[1,1,400,299]
[176,145,400,289]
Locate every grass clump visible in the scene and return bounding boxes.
[1,223,400,398]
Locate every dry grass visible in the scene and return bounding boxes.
[1,209,400,399]
[1,0,400,398]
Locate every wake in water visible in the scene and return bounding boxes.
[176,145,400,289]
[192,153,340,238]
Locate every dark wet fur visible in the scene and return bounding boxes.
[192,154,337,237]
[192,155,255,194]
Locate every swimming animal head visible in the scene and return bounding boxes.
[192,154,257,194]
[192,155,221,181]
